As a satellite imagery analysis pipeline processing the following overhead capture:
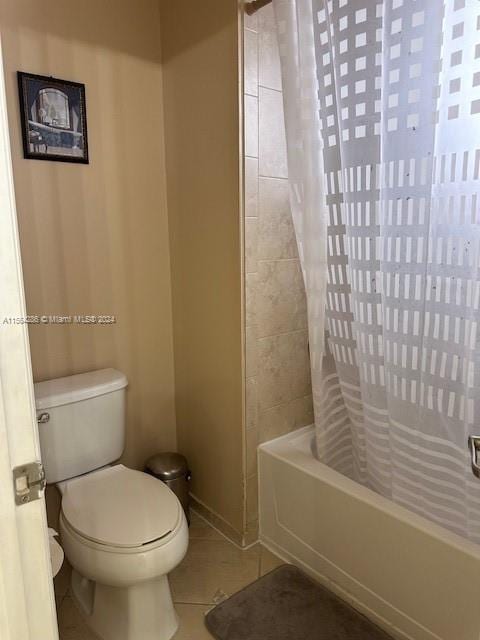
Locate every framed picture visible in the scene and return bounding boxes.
[17,71,89,164]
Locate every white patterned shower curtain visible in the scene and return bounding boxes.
[273,0,480,542]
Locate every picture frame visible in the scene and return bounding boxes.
[17,71,89,164]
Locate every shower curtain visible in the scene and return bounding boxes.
[273,0,480,542]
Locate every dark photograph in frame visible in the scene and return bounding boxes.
[17,71,89,163]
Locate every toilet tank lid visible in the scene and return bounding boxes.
[34,368,128,410]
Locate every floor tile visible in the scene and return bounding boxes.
[169,538,261,605]
[173,604,215,639]
[54,560,72,603]
[57,596,98,640]
[188,511,224,541]
[260,546,285,576]
[56,517,281,639]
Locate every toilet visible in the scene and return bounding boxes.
[34,368,188,640]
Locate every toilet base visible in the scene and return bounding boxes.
[71,569,179,640]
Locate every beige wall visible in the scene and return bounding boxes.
[1,0,176,469]
[243,5,313,538]
[159,1,245,537]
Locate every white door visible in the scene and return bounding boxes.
[0,39,59,640]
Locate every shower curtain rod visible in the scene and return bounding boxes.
[245,0,272,15]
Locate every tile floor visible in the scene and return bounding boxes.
[55,511,284,639]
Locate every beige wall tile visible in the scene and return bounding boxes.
[244,28,258,97]
[257,331,311,410]
[258,4,282,91]
[246,473,259,523]
[245,376,258,429]
[246,427,258,477]
[245,325,258,378]
[258,394,314,444]
[245,219,258,275]
[258,177,298,260]
[245,94,259,158]
[245,156,259,218]
[257,259,307,338]
[245,272,257,327]
[242,5,314,533]
[259,87,287,178]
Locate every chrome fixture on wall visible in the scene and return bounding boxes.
[469,436,480,478]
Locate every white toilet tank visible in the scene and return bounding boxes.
[34,369,128,484]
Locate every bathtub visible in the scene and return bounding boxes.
[258,425,480,640]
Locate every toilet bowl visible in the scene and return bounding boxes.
[33,369,189,640]
[59,465,189,640]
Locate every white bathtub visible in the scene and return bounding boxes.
[259,425,480,640]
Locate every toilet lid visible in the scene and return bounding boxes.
[61,465,182,548]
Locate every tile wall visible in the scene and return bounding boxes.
[243,4,313,543]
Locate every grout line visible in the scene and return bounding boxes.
[259,393,313,413]
[257,174,288,180]
[256,257,299,263]
[258,84,282,94]
[257,327,309,340]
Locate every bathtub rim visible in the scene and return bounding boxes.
[258,424,480,561]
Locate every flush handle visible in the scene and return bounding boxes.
[468,436,480,478]
[37,412,50,423]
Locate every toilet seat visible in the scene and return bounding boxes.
[61,464,182,548]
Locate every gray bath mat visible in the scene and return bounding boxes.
[205,564,393,640]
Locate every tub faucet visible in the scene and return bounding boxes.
[468,435,480,478]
